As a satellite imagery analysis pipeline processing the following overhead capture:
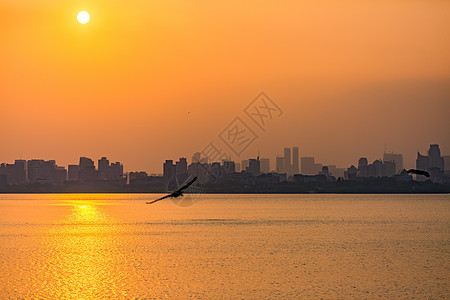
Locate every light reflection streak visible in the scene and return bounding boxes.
[44,200,128,299]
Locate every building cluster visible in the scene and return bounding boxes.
[300,157,346,179]
[68,157,124,183]
[345,155,402,180]
[1,144,449,187]
[0,157,124,186]
[129,147,301,187]
[274,147,299,176]
[415,144,449,182]
[0,160,66,185]
[129,144,449,187]
[344,144,449,183]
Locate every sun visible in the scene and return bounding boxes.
[77,11,90,24]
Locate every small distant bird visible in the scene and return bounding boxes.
[146,177,198,204]
[407,169,430,177]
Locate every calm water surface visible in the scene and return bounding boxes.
[0,194,449,299]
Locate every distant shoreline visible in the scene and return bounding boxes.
[0,192,448,195]
[1,178,449,194]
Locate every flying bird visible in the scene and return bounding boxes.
[406,169,430,177]
[146,177,198,204]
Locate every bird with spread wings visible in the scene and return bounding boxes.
[146,176,198,204]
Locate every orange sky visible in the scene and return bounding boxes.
[1,0,449,172]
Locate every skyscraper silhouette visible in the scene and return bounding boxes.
[428,144,444,170]
[247,157,260,176]
[284,148,291,174]
[383,153,403,174]
[292,147,299,174]
[163,160,175,181]
[276,156,284,173]
[98,157,110,179]
[260,158,270,174]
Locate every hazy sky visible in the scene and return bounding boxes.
[1,0,449,172]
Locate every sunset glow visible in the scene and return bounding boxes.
[0,0,449,172]
[0,1,449,298]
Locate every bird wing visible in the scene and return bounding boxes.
[146,194,172,204]
[407,169,431,177]
[146,177,198,205]
[177,176,198,192]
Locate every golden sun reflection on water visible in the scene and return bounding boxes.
[44,201,129,299]
[69,203,105,222]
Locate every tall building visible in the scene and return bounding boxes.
[98,157,110,178]
[27,160,43,182]
[301,157,322,175]
[275,156,284,173]
[278,147,300,176]
[0,164,6,184]
[358,159,396,178]
[358,157,368,169]
[326,165,345,179]
[358,157,369,177]
[247,157,260,176]
[163,160,176,181]
[428,144,444,170]
[292,147,299,174]
[383,161,396,177]
[95,157,123,181]
[41,160,56,181]
[0,161,27,185]
[383,153,404,174]
[346,165,358,180]
[187,162,209,184]
[260,158,270,174]
[414,145,447,181]
[416,144,445,173]
[416,152,429,171]
[108,162,124,180]
[68,165,80,181]
[0,173,7,186]
[192,152,201,164]
[223,160,236,175]
[79,157,95,171]
[79,157,97,182]
[26,159,66,183]
[210,162,221,178]
[176,157,188,174]
[241,159,250,171]
[14,160,27,183]
[284,148,291,173]
[301,157,314,175]
[319,166,329,177]
[368,160,384,177]
[443,156,450,175]
[54,166,67,184]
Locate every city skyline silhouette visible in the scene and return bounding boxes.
[1,2,449,173]
[1,144,448,188]
[1,2,449,298]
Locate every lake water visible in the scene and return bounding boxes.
[0,194,449,299]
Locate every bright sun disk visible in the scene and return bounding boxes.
[77,11,90,24]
